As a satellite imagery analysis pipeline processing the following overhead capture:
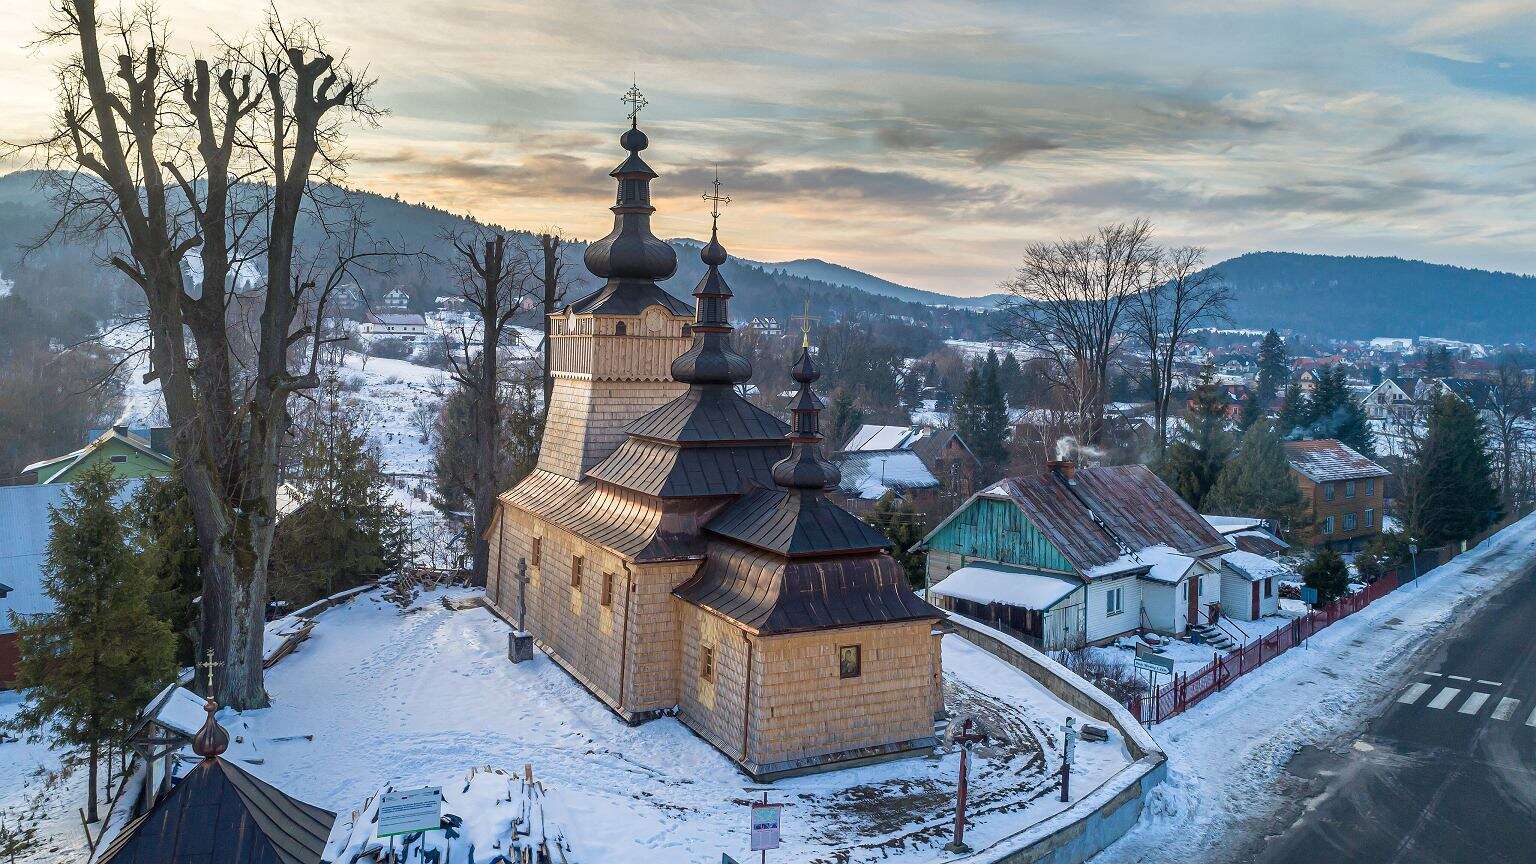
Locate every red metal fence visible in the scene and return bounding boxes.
[1125,573,1404,725]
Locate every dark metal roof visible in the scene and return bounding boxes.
[908,427,980,469]
[566,279,693,316]
[585,437,787,498]
[623,387,789,443]
[502,470,722,561]
[992,464,1231,573]
[96,758,334,864]
[673,537,941,635]
[705,488,890,556]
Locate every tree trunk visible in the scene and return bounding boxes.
[539,235,560,422]
[86,739,99,823]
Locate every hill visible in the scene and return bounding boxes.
[1213,252,1536,345]
[751,257,1005,309]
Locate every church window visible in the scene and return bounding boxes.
[700,645,715,681]
[839,644,862,679]
[682,324,692,338]
[571,555,583,588]
[531,538,541,566]
[601,572,614,607]
[615,321,627,336]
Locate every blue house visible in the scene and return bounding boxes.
[922,460,1234,649]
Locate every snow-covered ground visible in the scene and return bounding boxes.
[0,692,95,863]
[1090,510,1536,864]
[168,588,1131,864]
[1089,610,1306,677]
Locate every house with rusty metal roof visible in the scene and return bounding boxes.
[922,460,1239,648]
[487,107,943,781]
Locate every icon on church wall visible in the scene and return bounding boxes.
[839,644,862,679]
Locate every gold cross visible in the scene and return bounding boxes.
[702,169,731,222]
[621,80,647,125]
[199,649,222,692]
[791,296,820,347]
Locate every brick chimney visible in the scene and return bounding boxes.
[1047,459,1077,483]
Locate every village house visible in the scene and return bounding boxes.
[920,460,1237,649]
[1283,438,1391,550]
[1362,377,1419,421]
[832,424,981,515]
[14,425,172,486]
[486,110,943,781]
[358,287,429,345]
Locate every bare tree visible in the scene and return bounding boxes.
[1127,246,1230,456]
[16,2,379,708]
[1488,357,1534,510]
[443,231,536,586]
[996,220,1158,448]
[533,231,574,421]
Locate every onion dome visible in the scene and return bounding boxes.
[582,106,678,283]
[671,219,751,385]
[771,335,842,490]
[192,697,229,760]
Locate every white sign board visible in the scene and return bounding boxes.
[378,786,442,837]
[1063,727,1078,766]
[750,803,782,852]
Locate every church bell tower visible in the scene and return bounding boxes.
[536,86,695,480]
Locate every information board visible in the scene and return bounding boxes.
[750,803,782,852]
[378,787,442,837]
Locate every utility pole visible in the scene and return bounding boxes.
[944,717,987,853]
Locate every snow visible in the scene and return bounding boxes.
[1082,544,1194,582]
[1202,515,1262,533]
[1281,439,1389,482]
[1090,510,1536,864]
[146,685,211,737]
[842,424,914,452]
[1219,550,1293,582]
[835,450,938,499]
[154,588,1133,864]
[0,692,94,864]
[931,565,1080,610]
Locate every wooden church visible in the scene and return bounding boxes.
[487,96,944,780]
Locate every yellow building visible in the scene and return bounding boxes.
[487,107,943,779]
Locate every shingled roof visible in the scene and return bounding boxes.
[705,487,891,556]
[95,757,334,864]
[1283,439,1390,482]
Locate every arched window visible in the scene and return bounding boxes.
[615,321,627,336]
[682,324,693,338]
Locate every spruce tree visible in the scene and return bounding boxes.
[867,492,927,590]
[1158,366,1233,510]
[826,388,865,451]
[1300,547,1350,605]
[128,475,201,664]
[1205,421,1305,536]
[978,356,1010,465]
[5,464,176,822]
[1257,329,1288,400]
[998,352,1025,408]
[1238,387,1264,431]
[953,366,985,454]
[1305,366,1347,427]
[1405,394,1502,546]
[1277,381,1308,436]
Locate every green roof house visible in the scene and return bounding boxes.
[21,425,173,485]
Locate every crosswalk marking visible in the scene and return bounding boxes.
[1478,679,1503,687]
[1448,675,1472,682]
[1527,706,1536,728]
[1427,687,1461,710]
[1424,671,1442,677]
[1399,683,1431,705]
[1491,698,1520,721]
[1459,693,1491,715]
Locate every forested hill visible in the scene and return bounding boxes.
[744,256,1006,309]
[1213,252,1536,344]
[0,171,993,341]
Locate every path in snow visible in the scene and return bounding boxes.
[1090,513,1536,864]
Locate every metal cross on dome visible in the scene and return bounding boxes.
[621,81,647,125]
[792,296,820,347]
[703,169,731,223]
[199,648,222,692]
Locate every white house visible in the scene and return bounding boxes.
[359,310,430,345]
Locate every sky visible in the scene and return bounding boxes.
[3,1,1536,296]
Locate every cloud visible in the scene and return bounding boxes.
[1371,128,1490,159]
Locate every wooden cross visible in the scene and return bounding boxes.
[198,649,222,693]
[621,81,647,125]
[702,169,731,222]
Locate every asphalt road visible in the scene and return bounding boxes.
[1254,546,1536,864]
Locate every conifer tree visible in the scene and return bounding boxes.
[128,476,201,664]
[1257,329,1288,401]
[1277,381,1308,436]
[1304,367,1376,456]
[826,388,865,452]
[1158,366,1233,510]
[6,464,176,822]
[955,363,1009,467]
[1205,421,1305,535]
[1404,394,1502,546]
[1238,388,1265,431]
[998,352,1025,408]
[1300,547,1350,605]
[978,354,1011,465]
[867,492,927,589]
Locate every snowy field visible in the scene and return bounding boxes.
[1091,510,1536,864]
[190,588,1131,864]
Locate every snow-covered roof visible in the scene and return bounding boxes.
[842,424,917,452]
[0,481,142,633]
[1283,439,1390,482]
[834,450,939,499]
[1221,550,1294,582]
[21,427,169,482]
[930,564,1081,610]
[144,684,212,737]
[1202,514,1263,534]
[365,311,427,327]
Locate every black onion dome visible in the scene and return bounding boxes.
[772,443,843,490]
[700,230,727,266]
[672,221,751,385]
[772,341,841,490]
[619,125,649,153]
[582,118,677,283]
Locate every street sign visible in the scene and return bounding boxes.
[1133,646,1174,675]
[750,803,782,852]
[1300,586,1320,606]
[378,787,441,837]
[1063,724,1078,766]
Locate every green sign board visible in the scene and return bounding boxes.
[1133,646,1174,675]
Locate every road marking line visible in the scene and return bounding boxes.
[1398,683,1431,705]
[1477,679,1503,687]
[1447,675,1472,682]
[1459,693,1491,715]
[1427,687,1461,710]
[1527,706,1536,728]
[1424,671,1442,677]
[1491,698,1520,721]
